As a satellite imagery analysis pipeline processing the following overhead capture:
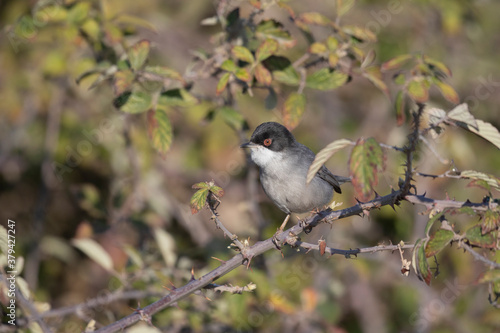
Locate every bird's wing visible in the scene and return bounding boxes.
[317,166,345,194]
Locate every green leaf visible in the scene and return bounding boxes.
[190,182,225,214]
[219,106,246,131]
[282,92,306,131]
[343,25,377,42]
[328,54,339,68]
[477,270,500,284]
[299,12,331,26]
[113,69,134,96]
[434,80,459,104]
[235,68,252,82]
[395,90,405,126]
[115,91,152,114]
[128,40,150,70]
[446,103,478,129]
[122,244,144,268]
[326,36,339,51]
[273,66,300,86]
[72,238,114,272]
[81,18,100,41]
[424,211,445,238]
[103,22,123,44]
[67,1,90,24]
[413,240,432,285]
[148,102,173,156]
[256,20,296,48]
[348,137,385,201]
[481,210,500,235]
[381,54,413,71]
[113,14,157,32]
[144,66,184,82]
[216,72,231,96]
[256,39,279,62]
[307,139,353,185]
[262,56,292,71]
[407,77,429,103]
[232,46,254,63]
[425,229,454,257]
[465,225,497,248]
[306,68,348,91]
[394,73,406,85]
[423,55,452,77]
[460,170,500,192]
[309,42,327,55]
[190,188,209,214]
[363,66,389,97]
[221,59,238,72]
[254,63,272,86]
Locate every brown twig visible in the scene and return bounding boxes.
[456,237,500,269]
[207,198,246,251]
[286,238,414,257]
[405,194,497,212]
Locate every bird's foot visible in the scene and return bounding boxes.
[272,228,283,251]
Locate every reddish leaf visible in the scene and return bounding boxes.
[481,210,500,235]
[434,80,459,104]
[256,39,279,62]
[348,137,385,201]
[363,66,389,97]
[113,70,134,96]
[299,12,331,25]
[128,39,150,70]
[394,90,406,126]
[283,92,306,130]
[254,63,272,86]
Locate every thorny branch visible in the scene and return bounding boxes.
[91,189,497,333]
[207,196,246,251]
[287,239,415,258]
[456,238,500,269]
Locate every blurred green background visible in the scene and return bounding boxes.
[0,0,499,332]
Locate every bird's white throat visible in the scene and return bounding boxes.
[249,146,284,170]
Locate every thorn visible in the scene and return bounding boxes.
[190,267,196,281]
[211,256,226,263]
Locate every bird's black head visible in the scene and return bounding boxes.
[244,122,297,152]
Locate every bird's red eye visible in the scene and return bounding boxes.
[263,138,272,146]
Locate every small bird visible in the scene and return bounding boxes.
[241,122,347,231]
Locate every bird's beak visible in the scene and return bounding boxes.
[240,142,259,149]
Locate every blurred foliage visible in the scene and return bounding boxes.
[0,0,500,332]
